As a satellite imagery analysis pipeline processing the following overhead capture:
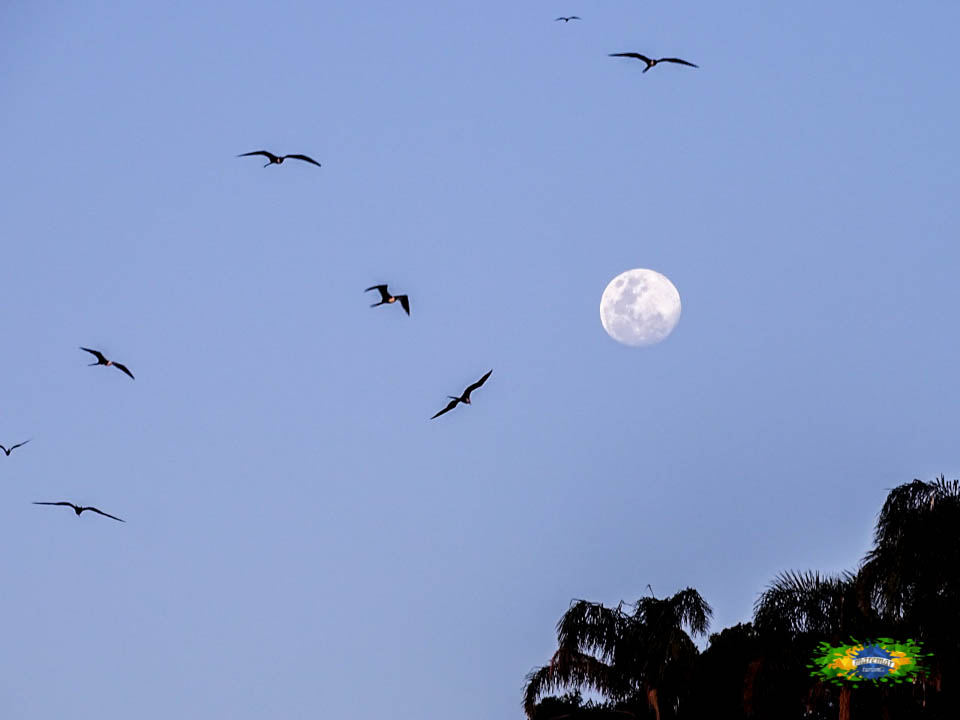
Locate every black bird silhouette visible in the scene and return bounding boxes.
[431,370,493,419]
[365,285,410,315]
[555,16,581,22]
[608,52,698,73]
[237,150,321,168]
[33,501,125,523]
[80,347,135,379]
[0,440,30,456]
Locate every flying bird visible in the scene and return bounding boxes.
[431,370,493,419]
[555,16,581,22]
[608,52,698,73]
[80,347,135,379]
[0,440,30,456]
[237,150,321,168]
[365,285,410,315]
[33,501,125,523]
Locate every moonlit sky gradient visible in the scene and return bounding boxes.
[2,2,959,719]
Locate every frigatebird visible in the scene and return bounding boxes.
[365,285,410,315]
[0,440,30,456]
[608,52,698,73]
[80,347,135,379]
[555,16,581,22]
[237,150,322,168]
[431,370,492,419]
[33,501,125,523]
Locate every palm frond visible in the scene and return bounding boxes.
[632,588,712,638]
[753,570,855,637]
[872,476,958,547]
[557,599,624,661]
[667,587,713,637]
[523,648,615,717]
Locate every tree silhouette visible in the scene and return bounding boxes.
[860,475,960,713]
[524,588,712,720]
[522,477,960,718]
[752,570,868,720]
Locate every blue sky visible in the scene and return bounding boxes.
[2,2,958,718]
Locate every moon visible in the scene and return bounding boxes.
[600,269,682,347]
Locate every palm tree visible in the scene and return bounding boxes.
[754,570,865,637]
[523,588,712,720]
[752,570,870,720]
[859,475,960,711]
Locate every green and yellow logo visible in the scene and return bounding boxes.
[808,638,930,687]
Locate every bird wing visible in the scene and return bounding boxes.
[8,440,30,452]
[238,150,279,161]
[86,506,126,523]
[659,57,698,68]
[80,347,107,363]
[569,16,581,20]
[463,369,493,398]
[365,285,391,302]
[609,53,651,62]
[431,398,460,419]
[33,501,76,509]
[398,295,410,315]
[285,154,321,167]
[113,362,135,380]
[0,446,6,454]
